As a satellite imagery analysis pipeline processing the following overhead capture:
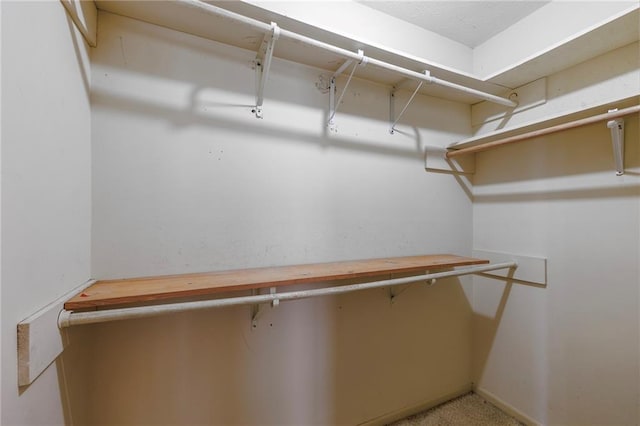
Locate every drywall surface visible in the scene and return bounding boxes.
[89,11,474,425]
[472,41,640,136]
[471,50,640,423]
[473,1,637,79]
[1,1,92,425]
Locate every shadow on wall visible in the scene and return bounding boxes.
[471,271,547,389]
[91,89,426,162]
[53,277,475,425]
[91,12,472,165]
[93,9,467,138]
[472,116,640,186]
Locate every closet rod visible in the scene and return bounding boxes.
[447,104,640,158]
[58,261,516,327]
[179,0,517,108]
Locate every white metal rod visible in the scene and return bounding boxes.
[177,0,517,108]
[58,262,516,328]
[181,0,272,32]
[430,76,517,108]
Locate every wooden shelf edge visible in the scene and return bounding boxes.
[64,254,488,310]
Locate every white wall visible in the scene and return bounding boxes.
[471,41,640,136]
[473,1,637,79]
[86,11,474,425]
[1,1,92,425]
[471,53,640,423]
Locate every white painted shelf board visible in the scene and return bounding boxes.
[483,6,640,88]
[94,0,511,105]
[449,96,640,150]
[95,1,638,107]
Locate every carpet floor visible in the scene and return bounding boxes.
[388,392,524,426]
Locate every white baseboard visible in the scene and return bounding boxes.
[359,384,473,426]
[474,386,543,426]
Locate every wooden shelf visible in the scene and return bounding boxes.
[64,254,488,310]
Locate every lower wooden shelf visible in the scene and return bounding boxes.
[64,254,488,310]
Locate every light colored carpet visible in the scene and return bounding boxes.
[388,392,524,426]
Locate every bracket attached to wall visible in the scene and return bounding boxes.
[253,22,280,119]
[425,146,476,175]
[251,287,278,329]
[389,270,437,304]
[328,50,366,131]
[389,71,429,134]
[607,110,625,176]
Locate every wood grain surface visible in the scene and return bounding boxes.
[65,254,488,310]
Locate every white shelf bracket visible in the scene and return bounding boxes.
[607,111,625,176]
[328,49,366,131]
[251,287,278,330]
[425,146,476,175]
[253,22,280,119]
[389,269,436,304]
[389,71,429,134]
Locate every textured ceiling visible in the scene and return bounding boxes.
[358,1,550,48]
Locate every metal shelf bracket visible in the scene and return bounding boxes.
[389,70,429,134]
[607,111,625,176]
[251,287,278,329]
[328,49,366,131]
[253,22,280,119]
[389,270,437,304]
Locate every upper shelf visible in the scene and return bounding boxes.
[449,96,640,151]
[64,254,488,310]
[94,1,638,105]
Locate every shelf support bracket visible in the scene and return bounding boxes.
[328,49,366,131]
[607,112,625,176]
[389,71,428,134]
[389,270,437,304]
[251,287,278,329]
[253,22,280,119]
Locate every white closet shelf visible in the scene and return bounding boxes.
[484,6,639,88]
[94,0,510,105]
[444,99,639,176]
[448,97,640,153]
[94,1,638,106]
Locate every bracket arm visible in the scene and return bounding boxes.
[254,22,280,119]
[390,70,429,134]
[328,49,366,130]
[607,114,625,176]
